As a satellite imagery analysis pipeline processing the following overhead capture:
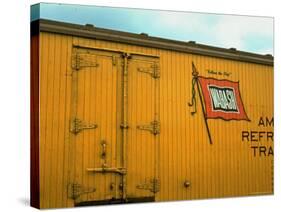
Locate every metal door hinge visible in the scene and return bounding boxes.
[72,53,99,70]
[137,63,160,78]
[136,178,160,193]
[70,118,98,134]
[67,183,96,200]
[137,120,160,135]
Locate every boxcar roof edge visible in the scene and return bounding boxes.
[33,19,274,66]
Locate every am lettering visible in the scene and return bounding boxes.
[258,117,274,127]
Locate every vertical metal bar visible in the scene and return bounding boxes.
[154,61,160,194]
[69,48,79,199]
[121,52,130,200]
[196,79,213,145]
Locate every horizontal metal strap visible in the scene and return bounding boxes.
[87,167,127,175]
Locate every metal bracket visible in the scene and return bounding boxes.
[136,178,160,193]
[137,63,160,78]
[67,183,96,200]
[183,180,191,188]
[120,123,129,129]
[87,164,127,175]
[72,53,99,70]
[70,118,98,135]
[137,120,160,135]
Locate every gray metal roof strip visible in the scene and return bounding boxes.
[38,19,273,66]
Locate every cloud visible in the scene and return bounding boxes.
[37,3,273,55]
[211,15,273,53]
[147,12,273,54]
[127,11,273,54]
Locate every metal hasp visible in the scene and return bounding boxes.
[72,52,99,70]
[67,183,96,200]
[70,117,98,134]
[136,178,160,194]
[87,139,127,175]
[137,63,160,78]
[137,120,160,135]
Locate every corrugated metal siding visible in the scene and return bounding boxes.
[39,31,273,208]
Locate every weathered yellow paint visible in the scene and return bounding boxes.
[39,31,273,208]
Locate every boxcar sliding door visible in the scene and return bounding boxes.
[69,46,160,204]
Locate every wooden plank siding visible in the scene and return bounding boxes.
[37,30,273,208]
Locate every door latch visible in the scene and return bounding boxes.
[87,166,127,175]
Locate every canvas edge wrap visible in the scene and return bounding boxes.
[31,19,40,209]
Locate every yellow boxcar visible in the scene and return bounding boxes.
[30,19,274,209]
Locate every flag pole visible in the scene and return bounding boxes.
[191,62,213,145]
[196,79,213,145]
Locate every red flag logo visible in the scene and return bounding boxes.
[197,76,249,121]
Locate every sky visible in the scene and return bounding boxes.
[31,3,274,55]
